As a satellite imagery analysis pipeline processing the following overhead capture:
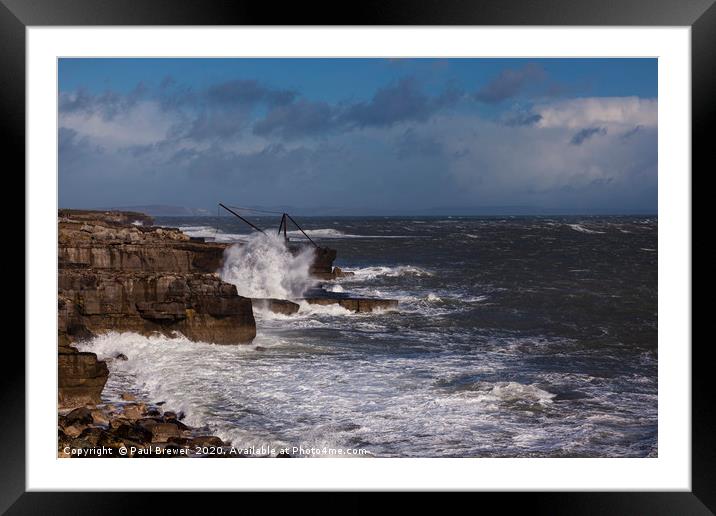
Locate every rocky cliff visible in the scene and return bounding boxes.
[57,210,398,456]
[58,210,258,409]
[58,211,227,273]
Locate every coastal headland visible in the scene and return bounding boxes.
[57,209,396,457]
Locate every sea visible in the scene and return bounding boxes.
[78,215,658,458]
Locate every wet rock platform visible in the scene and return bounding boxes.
[254,287,398,315]
[302,296,398,313]
[252,298,300,315]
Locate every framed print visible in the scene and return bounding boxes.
[5,0,709,511]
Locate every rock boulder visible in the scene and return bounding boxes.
[58,351,109,408]
[252,298,300,315]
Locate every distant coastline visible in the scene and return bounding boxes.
[64,203,659,218]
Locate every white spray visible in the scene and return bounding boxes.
[220,233,316,300]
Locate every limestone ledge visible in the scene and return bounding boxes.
[59,269,256,345]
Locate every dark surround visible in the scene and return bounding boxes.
[4,0,707,511]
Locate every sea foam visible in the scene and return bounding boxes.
[340,265,433,280]
[221,233,315,299]
[567,224,605,234]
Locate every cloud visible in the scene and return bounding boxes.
[59,83,148,120]
[180,109,250,141]
[61,98,179,148]
[206,79,296,107]
[341,77,457,128]
[252,78,461,139]
[253,100,337,139]
[570,127,607,145]
[58,127,80,151]
[404,110,656,206]
[58,127,104,170]
[60,79,299,143]
[500,108,543,127]
[620,125,642,140]
[395,128,445,159]
[58,72,657,213]
[171,143,308,184]
[474,63,546,103]
[536,97,657,129]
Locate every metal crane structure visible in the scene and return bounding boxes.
[218,202,319,248]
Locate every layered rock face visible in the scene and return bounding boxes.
[59,209,154,226]
[59,212,227,273]
[58,210,257,409]
[58,351,111,408]
[59,269,256,344]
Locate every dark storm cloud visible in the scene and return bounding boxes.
[341,77,459,128]
[158,82,197,112]
[501,109,543,127]
[158,77,296,110]
[570,127,607,145]
[58,64,657,215]
[620,125,642,141]
[253,100,337,139]
[474,63,546,104]
[252,78,462,139]
[61,76,463,144]
[61,78,295,123]
[157,79,300,141]
[206,79,296,107]
[181,110,250,141]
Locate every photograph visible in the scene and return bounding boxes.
[56,57,659,459]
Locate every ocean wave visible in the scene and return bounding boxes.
[287,228,415,239]
[340,265,434,280]
[74,331,303,451]
[487,382,556,404]
[181,225,415,241]
[296,301,355,317]
[567,224,605,234]
[75,329,654,457]
[178,225,249,243]
[461,295,489,303]
[288,228,355,238]
[454,381,556,407]
[221,234,315,299]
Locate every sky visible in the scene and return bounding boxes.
[58,58,657,215]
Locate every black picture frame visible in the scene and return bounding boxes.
[3,0,708,511]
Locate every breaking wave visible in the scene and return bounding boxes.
[471,382,556,405]
[295,301,355,317]
[288,228,354,239]
[287,228,413,240]
[567,224,605,234]
[220,233,315,299]
[178,225,249,243]
[341,265,433,280]
[75,332,560,456]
